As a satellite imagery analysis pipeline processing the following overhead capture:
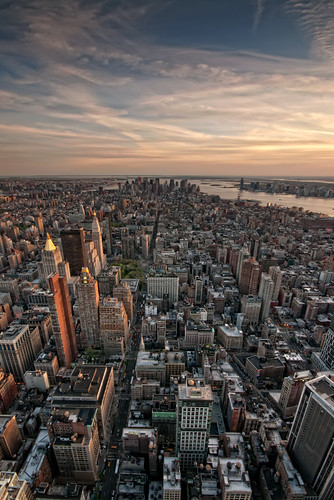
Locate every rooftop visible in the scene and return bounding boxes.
[178,378,213,402]
[309,375,334,408]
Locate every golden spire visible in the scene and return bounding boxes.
[45,233,56,251]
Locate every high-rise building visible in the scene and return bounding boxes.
[47,407,100,484]
[0,472,34,500]
[0,325,42,381]
[238,257,260,295]
[176,377,213,470]
[258,273,274,322]
[84,240,101,277]
[194,277,203,305]
[260,255,278,274]
[47,273,77,368]
[236,244,250,282]
[141,233,150,259]
[121,233,135,259]
[99,297,129,356]
[92,213,106,269]
[113,281,133,322]
[51,365,114,440]
[98,266,121,295]
[0,371,17,412]
[0,415,22,458]
[268,266,282,301]
[104,212,113,256]
[288,375,334,499]
[147,273,179,304]
[0,277,19,303]
[36,214,44,235]
[39,233,67,287]
[77,268,100,348]
[122,427,158,474]
[278,371,313,417]
[319,328,334,370]
[61,228,87,276]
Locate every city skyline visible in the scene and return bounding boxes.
[1,0,334,176]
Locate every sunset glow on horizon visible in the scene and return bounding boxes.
[1,0,334,177]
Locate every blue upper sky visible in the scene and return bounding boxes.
[1,0,334,176]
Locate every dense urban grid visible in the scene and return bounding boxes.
[0,176,333,500]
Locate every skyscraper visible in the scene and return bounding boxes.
[141,233,150,259]
[0,325,42,381]
[176,377,213,470]
[77,268,100,348]
[92,213,106,268]
[60,228,87,276]
[47,273,78,368]
[104,211,113,256]
[288,375,334,499]
[121,233,135,259]
[268,266,282,301]
[39,233,64,286]
[258,273,274,322]
[47,407,100,484]
[236,244,250,282]
[240,295,262,326]
[238,257,260,295]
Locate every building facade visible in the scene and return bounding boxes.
[288,375,334,500]
[77,268,100,348]
[176,378,213,470]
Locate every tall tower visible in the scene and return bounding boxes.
[268,266,282,301]
[36,214,44,235]
[77,268,100,348]
[141,234,150,259]
[238,257,260,295]
[194,277,203,305]
[47,273,78,368]
[92,213,106,269]
[288,375,334,499]
[104,212,113,257]
[121,233,135,260]
[236,244,250,282]
[176,377,213,470]
[258,273,274,322]
[41,233,63,280]
[60,228,87,276]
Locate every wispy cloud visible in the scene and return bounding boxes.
[286,0,334,61]
[253,0,265,31]
[0,0,334,175]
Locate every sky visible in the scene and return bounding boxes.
[1,0,334,177]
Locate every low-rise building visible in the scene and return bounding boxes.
[217,324,243,350]
[163,457,181,500]
[218,458,252,500]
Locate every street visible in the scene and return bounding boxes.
[99,298,143,500]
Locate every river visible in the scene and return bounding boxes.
[196,180,334,217]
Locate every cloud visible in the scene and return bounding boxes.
[0,0,334,175]
[286,0,334,61]
[253,0,265,31]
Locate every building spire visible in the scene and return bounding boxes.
[45,233,56,251]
